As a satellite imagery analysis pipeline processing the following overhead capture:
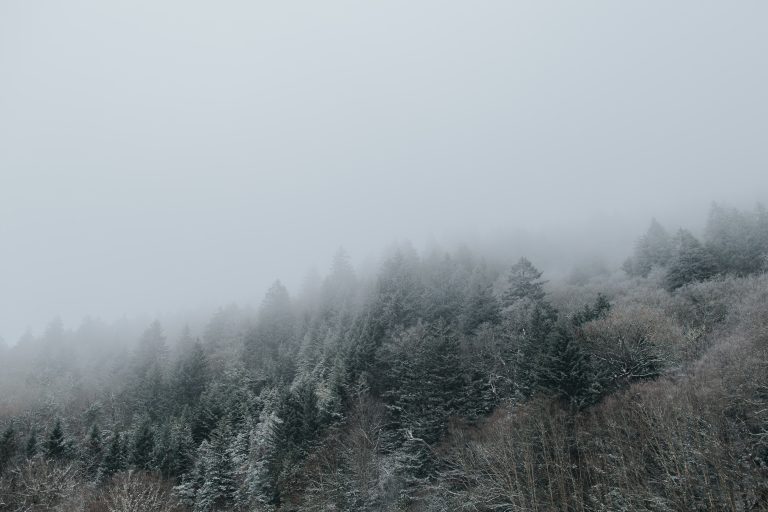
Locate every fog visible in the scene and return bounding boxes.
[1,1,767,345]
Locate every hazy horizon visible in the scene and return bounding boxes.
[2,1,767,345]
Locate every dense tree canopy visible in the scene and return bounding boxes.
[1,205,767,511]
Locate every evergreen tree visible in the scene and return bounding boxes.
[44,419,68,460]
[279,379,320,456]
[102,432,126,478]
[538,326,600,411]
[244,280,296,379]
[571,293,611,327]
[134,320,169,377]
[130,417,155,470]
[322,247,358,315]
[25,429,38,459]
[665,229,718,291]
[460,265,500,334]
[372,248,425,334]
[192,424,237,512]
[381,321,466,447]
[502,257,547,306]
[623,218,674,277]
[0,426,17,475]
[705,203,767,276]
[175,341,209,409]
[168,419,196,478]
[83,423,103,478]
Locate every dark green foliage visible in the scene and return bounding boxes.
[380,321,466,446]
[129,418,155,470]
[102,432,126,478]
[83,423,103,477]
[278,379,320,455]
[0,426,17,474]
[665,229,719,290]
[538,326,601,410]
[174,341,209,409]
[44,419,68,460]
[25,429,37,459]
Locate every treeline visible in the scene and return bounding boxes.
[0,203,767,511]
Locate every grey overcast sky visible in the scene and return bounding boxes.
[1,1,767,344]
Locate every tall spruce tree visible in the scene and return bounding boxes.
[502,257,547,306]
[44,419,68,460]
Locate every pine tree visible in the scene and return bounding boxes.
[44,419,68,460]
[130,418,155,470]
[381,321,466,447]
[168,419,196,478]
[571,293,611,327]
[25,429,38,459]
[194,424,237,512]
[665,229,718,291]
[102,432,126,478]
[83,423,103,478]
[134,320,169,377]
[244,280,296,377]
[0,426,17,475]
[623,219,674,277]
[460,266,500,334]
[502,257,547,306]
[175,341,209,409]
[538,326,600,411]
[705,203,767,276]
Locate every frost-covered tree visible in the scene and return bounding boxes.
[705,203,768,276]
[665,229,718,291]
[538,326,600,411]
[502,257,547,306]
[44,419,69,461]
[623,218,674,277]
[460,265,500,334]
[82,423,103,478]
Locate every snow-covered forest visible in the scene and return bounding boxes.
[1,203,767,511]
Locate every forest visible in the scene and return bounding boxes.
[1,202,767,511]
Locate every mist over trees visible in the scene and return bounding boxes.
[1,203,767,511]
